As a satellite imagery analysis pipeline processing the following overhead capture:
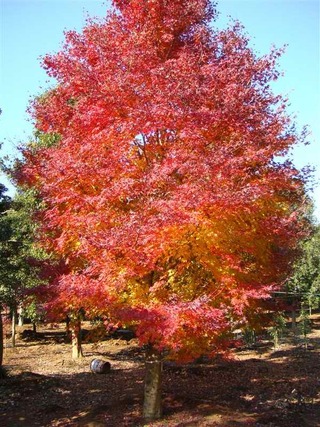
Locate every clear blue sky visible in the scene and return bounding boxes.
[1,0,319,219]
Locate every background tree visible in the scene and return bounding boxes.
[0,183,50,347]
[17,0,309,420]
[282,220,319,336]
[0,180,11,367]
[37,267,109,359]
[286,223,320,308]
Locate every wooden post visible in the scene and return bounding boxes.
[143,346,162,421]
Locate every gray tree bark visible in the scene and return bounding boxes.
[18,305,24,327]
[143,346,162,421]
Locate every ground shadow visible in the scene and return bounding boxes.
[162,349,320,427]
[1,319,320,427]
[1,346,320,427]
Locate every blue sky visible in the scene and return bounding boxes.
[1,0,319,219]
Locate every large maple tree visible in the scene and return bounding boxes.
[19,0,308,419]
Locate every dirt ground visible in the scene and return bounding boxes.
[1,314,320,427]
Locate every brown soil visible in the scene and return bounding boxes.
[1,314,320,427]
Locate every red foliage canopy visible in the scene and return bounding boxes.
[19,0,308,360]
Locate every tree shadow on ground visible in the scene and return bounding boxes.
[1,344,320,427]
[162,348,320,427]
[2,318,320,427]
[0,366,145,426]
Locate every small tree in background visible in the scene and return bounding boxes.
[0,188,50,347]
[17,0,309,420]
[0,180,11,367]
[286,223,320,314]
[298,303,312,349]
[270,312,287,349]
[40,271,109,359]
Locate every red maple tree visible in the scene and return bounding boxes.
[19,0,308,419]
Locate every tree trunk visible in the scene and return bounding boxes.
[0,310,3,367]
[32,322,37,333]
[308,297,312,316]
[273,329,279,349]
[71,318,83,359]
[18,306,24,327]
[65,315,71,342]
[291,309,297,335]
[143,346,162,421]
[11,309,17,348]
[66,315,70,332]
